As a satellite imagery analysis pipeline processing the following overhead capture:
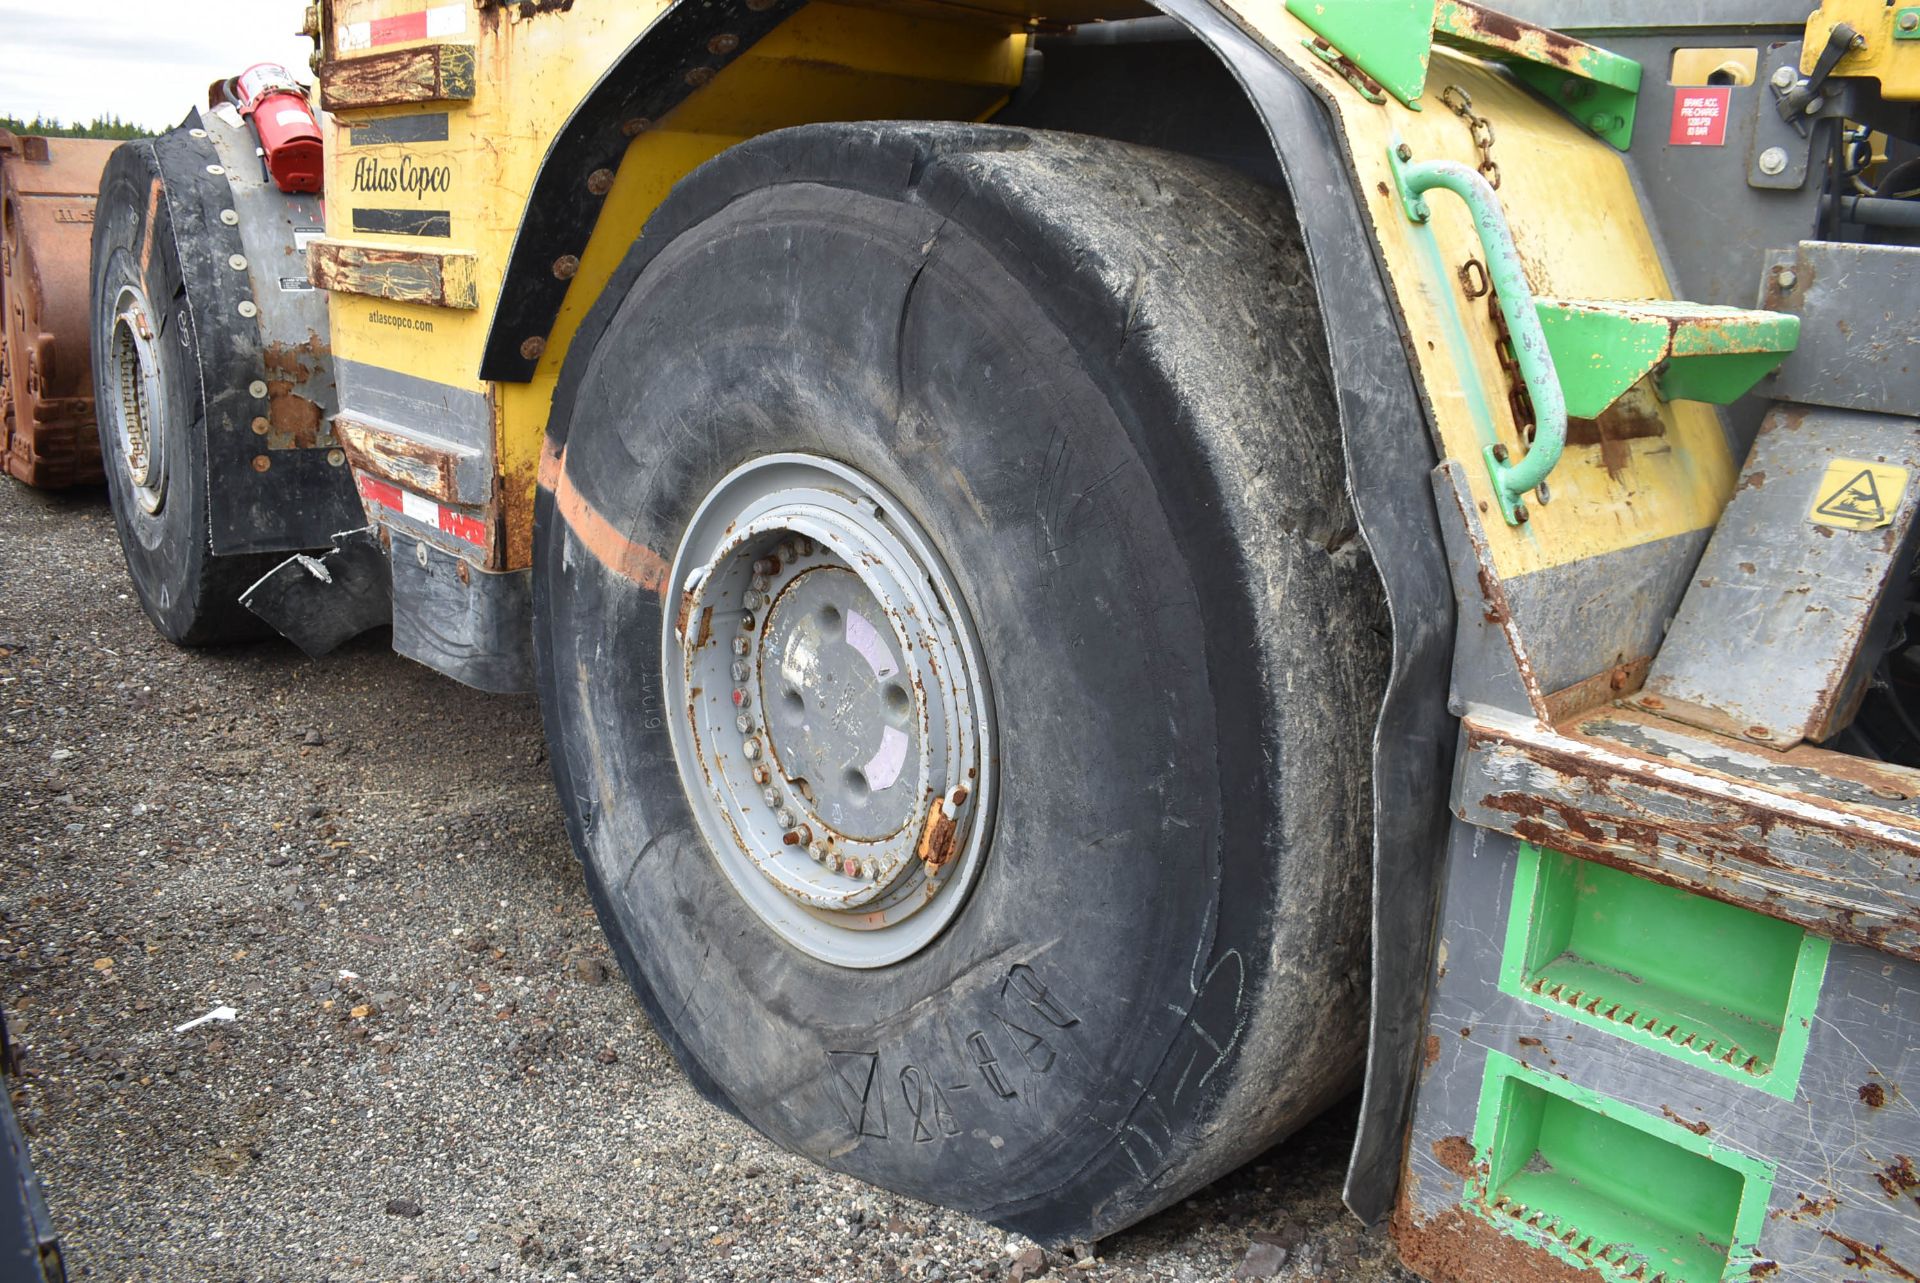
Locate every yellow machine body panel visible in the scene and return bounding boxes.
[316,0,1027,566]
[1223,0,1737,580]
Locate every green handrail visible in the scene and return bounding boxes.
[1387,145,1564,525]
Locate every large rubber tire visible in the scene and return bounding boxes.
[90,135,272,646]
[536,123,1389,1244]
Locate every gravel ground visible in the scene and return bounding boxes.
[0,476,1414,1283]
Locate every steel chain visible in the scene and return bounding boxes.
[1440,84,1501,190]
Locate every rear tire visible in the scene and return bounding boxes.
[90,135,272,646]
[535,123,1388,1244]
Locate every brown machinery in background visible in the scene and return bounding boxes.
[0,131,116,488]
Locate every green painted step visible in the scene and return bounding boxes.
[1283,0,1642,147]
[1533,298,1801,420]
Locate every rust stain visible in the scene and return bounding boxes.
[1875,1155,1920,1199]
[1740,470,1768,491]
[916,792,960,869]
[1431,1136,1477,1179]
[1543,657,1651,724]
[1660,1105,1711,1135]
[1423,1033,1441,1070]
[1824,1230,1920,1281]
[1862,1082,1889,1108]
[1392,1198,1611,1283]
[262,337,331,450]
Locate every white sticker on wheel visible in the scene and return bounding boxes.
[845,610,897,680]
[863,726,909,792]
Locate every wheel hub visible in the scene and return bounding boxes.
[665,455,994,968]
[109,288,167,515]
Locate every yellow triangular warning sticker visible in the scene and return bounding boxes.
[1810,459,1907,531]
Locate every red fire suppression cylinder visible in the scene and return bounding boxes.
[233,64,323,194]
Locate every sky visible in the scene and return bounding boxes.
[0,0,316,131]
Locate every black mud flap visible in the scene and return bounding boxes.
[240,528,393,657]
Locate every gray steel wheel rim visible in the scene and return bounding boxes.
[663,454,995,968]
[108,285,168,516]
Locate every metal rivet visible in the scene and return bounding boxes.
[519,336,547,361]
[1774,267,1798,291]
[1747,724,1774,741]
[620,117,652,138]
[1512,503,1529,524]
[237,300,259,318]
[220,209,239,226]
[708,33,739,54]
[1757,146,1789,176]
[551,254,580,281]
[189,128,208,138]
[416,541,430,567]
[251,416,270,435]
[1395,143,1413,162]
[327,449,345,467]
[684,66,715,88]
[1491,443,1510,463]
[586,168,615,195]
[206,164,225,176]
[252,455,271,473]
[1902,10,1919,31]
[249,380,269,399]
[229,254,248,271]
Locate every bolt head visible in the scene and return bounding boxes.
[743,738,761,760]
[775,809,794,829]
[732,688,751,708]
[1534,482,1552,506]
[735,712,753,735]
[751,765,770,785]
[732,637,750,656]
[1902,10,1919,31]
[1491,443,1510,463]
[1758,146,1789,176]
[731,660,750,682]
[1513,503,1529,524]
[1775,267,1798,290]
[1771,65,1797,89]
[1395,143,1412,162]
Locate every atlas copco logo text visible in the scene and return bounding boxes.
[350,155,453,198]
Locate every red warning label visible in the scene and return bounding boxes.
[1670,88,1731,146]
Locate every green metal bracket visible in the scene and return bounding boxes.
[1897,6,1920,39]
[1284,0,1642,149]
[1533,300,1801,419]
[1388,142,1564,526]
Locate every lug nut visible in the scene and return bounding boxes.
[743,738,762,760]
[732,660,750,682]
[740,612,756,631]
[735,712,754,734]
[775,808,795,829]
[842,858,860,878]
[777,540,796,563]
[762,787,779,806]
[732,688,751,708]
[797,537,815,556]
[732,637,750,655]
[753,557,779,577]
[808,840,826,862]
[751,765,770,785]
[743,590,765,610]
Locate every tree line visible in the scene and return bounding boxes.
[0,114,153,140]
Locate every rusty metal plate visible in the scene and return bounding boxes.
[0,131,117,488]
[1636,406,1920,748]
